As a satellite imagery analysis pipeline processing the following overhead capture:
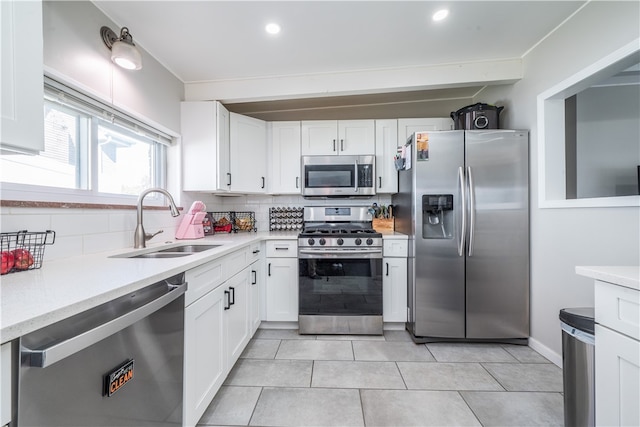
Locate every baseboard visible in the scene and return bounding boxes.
[383,322,406,331]
[528,336,562,368]
[258,321,298,330]
[259,321,408,331]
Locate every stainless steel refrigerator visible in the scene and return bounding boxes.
[393,130,529,343]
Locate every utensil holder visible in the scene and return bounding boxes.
[372,218,394,232]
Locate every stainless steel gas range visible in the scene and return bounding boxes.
[298,206,383,335]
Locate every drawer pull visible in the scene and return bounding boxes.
[224,290,231,310]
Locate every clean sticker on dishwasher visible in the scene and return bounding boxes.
[104,359,134,397]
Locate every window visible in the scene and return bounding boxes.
[0,77,170,202]
[537,40,640,208]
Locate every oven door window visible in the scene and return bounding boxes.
[305,165,355,188]
[299,258,382,315]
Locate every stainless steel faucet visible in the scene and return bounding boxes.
[134,188,180,248]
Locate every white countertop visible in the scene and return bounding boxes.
[0,232,297,343]
[1,231,406,343]
[576,266,640,291]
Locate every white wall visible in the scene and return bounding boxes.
[478,1,640,362]
[0,1,186,258]
[42,1,183,135]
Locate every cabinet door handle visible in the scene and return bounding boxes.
[332,139,336,152]
[261,177,265,189]
[227,173,232,186]
[229,286,235,306]
[378,177,382,188]
[224,290,231,310]
[296,176,299,189]
[386,262,389,276]
[251,270,257,285]
[341,139,344,151]
[252,249,260,254]
[268,263,271,276]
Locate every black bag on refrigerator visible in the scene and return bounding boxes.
[450,103,504,130]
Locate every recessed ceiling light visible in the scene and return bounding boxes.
[432,9,449,22]
[265,23,281,35]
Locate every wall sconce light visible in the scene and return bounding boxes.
[100,26,142,70]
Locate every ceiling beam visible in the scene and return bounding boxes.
[184,58,523,103]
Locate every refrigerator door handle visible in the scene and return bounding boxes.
[458,166,466,257]
[467,166,476,257]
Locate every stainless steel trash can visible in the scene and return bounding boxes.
[559,307,595,427]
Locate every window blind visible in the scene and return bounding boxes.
[44,76,173,146]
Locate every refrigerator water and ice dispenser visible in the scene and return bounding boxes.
[422,194,453,239]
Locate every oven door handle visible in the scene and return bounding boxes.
[298,249,382,258]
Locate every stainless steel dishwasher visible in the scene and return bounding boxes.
[17,273,186,426]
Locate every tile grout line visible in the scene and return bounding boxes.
[310,359,315,388]
[245,386,265,427]
[478,362,508,392]
[457,390,486,427]
[358,388,367,427]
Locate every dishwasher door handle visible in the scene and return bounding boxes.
[22,283,187,368]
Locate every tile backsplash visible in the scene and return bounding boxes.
[214,194,393,233]
[0,194,392,261]
[0,206,179,261]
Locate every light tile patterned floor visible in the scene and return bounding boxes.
[197,329,564,427]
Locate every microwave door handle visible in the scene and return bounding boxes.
[354,159,359,192]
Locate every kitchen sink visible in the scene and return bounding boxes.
[130,252,192,259]
[111,244,223,259]
[157,245,222,253]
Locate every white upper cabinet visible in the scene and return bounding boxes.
[339,120,375,155]
[229,112,267,193]
[397,118,453,144]
[181,104,267,194]
[1,0,44,153]
[375,119,399,194]
[268,121,301,194]
[181,101,231,192]
[301,120,375,155]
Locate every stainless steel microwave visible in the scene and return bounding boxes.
[301,155,376,198]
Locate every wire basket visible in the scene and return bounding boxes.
[208,212,234,233]
[207,211,257,233]
[233,211,256,232]
[1,230,56,274]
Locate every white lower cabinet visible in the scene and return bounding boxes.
[382,239,408,323]
[1,341,12,426]
[594,279,640,427]
[595,324,640,427]
[183,246,255,427]
[249,244,264,334]
[184,282,226,427]
[265,240,298,322]
[225,268,251,367]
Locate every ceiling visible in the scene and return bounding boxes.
[92,1,587,120]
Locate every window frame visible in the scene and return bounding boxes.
[537,39,640,209]
[1,77,173,206]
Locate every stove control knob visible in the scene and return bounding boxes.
[308,238,315,246]
[319,238,326,246]
[337,238,344,246]
[366,238,374,246]
[355,238,362,245]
